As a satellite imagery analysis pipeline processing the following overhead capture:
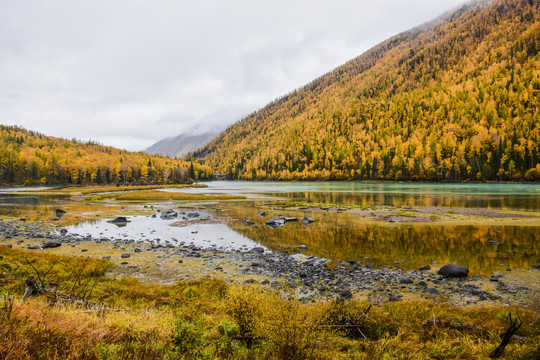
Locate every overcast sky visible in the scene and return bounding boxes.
[0,0,466,151]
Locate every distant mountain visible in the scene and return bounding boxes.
[196,0,540,182]
[0,125,214,185]
[146,131,218,158]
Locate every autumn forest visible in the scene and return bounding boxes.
[0,125,213,186]
[196,0,540,182]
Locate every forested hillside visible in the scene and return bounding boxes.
[0,125,213,185]
[195,0,540,182]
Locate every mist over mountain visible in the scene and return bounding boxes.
[145,130,219,158]
[195,0,540,182]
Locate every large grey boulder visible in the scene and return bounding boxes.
[437,263,469,278]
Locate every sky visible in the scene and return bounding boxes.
[0,0,466,151]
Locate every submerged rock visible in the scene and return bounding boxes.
[245,219,255,226]
[302,217,315,225]
[437,263,469,278]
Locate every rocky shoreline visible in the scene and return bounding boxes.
[1,213,539,311]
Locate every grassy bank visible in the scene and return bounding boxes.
[0,247,538,359]
[18,184,208,196]
[84,190,245,202]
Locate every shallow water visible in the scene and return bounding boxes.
[2,181,540,275]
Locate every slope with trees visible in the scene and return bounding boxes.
[195,0,540,182]
[0,125,213,185]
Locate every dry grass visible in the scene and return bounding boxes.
[1,246,539,359]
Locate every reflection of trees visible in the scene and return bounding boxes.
[274,192,540,211]
[223,202,539,275]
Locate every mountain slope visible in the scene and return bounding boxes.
[146,131,218,158]
[0,125,213,185]
[196,0,540,182]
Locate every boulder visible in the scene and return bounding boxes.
[265,217,286,229]
[258,211,267,217]
[419,265,431,271]
[302,217,315,225]
[27,245,40,250]
[42,241,61,249]
[107,217,130,224]
[298,244,308,250]
[437,263,469,278]
[533,264,540,269]
[55,209,67,217]
[160,210,177,220]
[250,247,265,254]
[120,253,131,259]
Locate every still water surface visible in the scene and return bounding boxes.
[1,182,539,275]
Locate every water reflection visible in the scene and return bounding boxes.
[222,202,540,275]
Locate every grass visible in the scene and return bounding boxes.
[0,246,539,359]
[84,190,245,202]
[272,201,377,211]
[18,184,208,196]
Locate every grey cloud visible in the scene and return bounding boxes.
[0,0,465,150]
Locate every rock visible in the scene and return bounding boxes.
[60,229,68,235]
[424,288,441,296]
[365,263,375,270]
[245,279,258,284]
[27,245,40,250]
[419,265,431,271]
[134,248,142,253]
[245,219,255,226]
[437,263,469,278]
[490,275,499,282]
[532,264,540,269]
[389,219,400,223]
[399,277,414,284]
[102,256,111,259]
[187,213,199,218]
[389,293,403,302]
[2,244,13,249]
[339,290,353,300]
[283,217,298,222]
[250,247,265,254]
[298,244,308,250]
[107,217,130,224]
[266,217,286,229]
[302,217,315,225]
[486,240,500,246]
[120,253,131,259]
[417,281,428,288]
[178,260,183,263]
[347,259,356,265]
[42,241,61,249]
[258,211,267,217]
[160,210,177,220]
[55,209,67,217]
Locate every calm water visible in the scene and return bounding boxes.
[2,181,540,275]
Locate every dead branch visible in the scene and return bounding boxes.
[490,313,522,358]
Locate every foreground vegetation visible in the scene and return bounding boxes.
[0,247,538,359]
[198,0,540,182]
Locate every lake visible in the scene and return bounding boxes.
[1,181,539,276]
